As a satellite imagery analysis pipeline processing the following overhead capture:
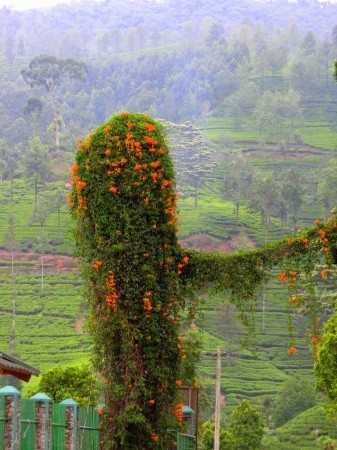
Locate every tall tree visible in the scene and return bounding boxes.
[23,136,50,206]
[300,31,316,57]
[279,168,306,231]
[23,96,43,136]
[222,152,254,225]
[21,55,87,150]
[0,139,22,199]
[317,159,337,219]
[248,171,283,242]
[165,121,219,208]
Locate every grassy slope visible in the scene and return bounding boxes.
[263,405,337,449]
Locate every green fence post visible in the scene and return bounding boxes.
[30,392,52,450]
[0,385,21,450]
[59,398,79,450]
[177,432,196,450]
[182,406,195,436]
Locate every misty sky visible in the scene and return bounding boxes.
[0,0,103,10]
[1,0,337,9]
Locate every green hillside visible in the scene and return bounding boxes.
[263,405,337,449]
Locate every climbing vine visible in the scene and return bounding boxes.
[70,112,337,448]
[69,113,194,449]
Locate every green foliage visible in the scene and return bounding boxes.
[271,378,317,427]
[21,55,87,92]
[228,400,264,450]
[199,401,264,450]
[315,308,337,412]
[70,112,191,449]
[28,364,99,406]
[24,137,51,192]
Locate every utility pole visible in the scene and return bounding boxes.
[214,347,221,450]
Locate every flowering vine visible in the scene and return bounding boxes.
[70,112,337,448]
[70,113,193,449]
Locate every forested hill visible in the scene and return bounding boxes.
[1,0,337,58]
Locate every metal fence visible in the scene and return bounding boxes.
[177,433,196,450]
[0,386,195,449]
[0,386,100,450]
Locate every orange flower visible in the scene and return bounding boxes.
[66,193,75,208]
[106,271,116,288]
[151,172,162,182]
[121,112,129,117]
[71,163,78,175]
[175,379,183,387]
[318,229,326,239]
[149,399,155,405]
[143,297,153,312]
[97,408,104,415]
[106,292,118,310]
[145,123,156,132]
[151,434,159,441]
[92,260,103,270]
[161,179,171,189]
[109,186,118,194]
[288,346,297,355]
[126,122,136,129]
[150,161,161,169]
[321,270,328,279]
[144,136,158,146]
[314,218,321,225]
[290,296,299,304]
[105,125,112,133]
[174,402,184,423]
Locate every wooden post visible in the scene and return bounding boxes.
[214,347,221,450]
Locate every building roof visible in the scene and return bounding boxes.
[0,351,40,382]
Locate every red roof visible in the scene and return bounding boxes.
[0,352,39,382]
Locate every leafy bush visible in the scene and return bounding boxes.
[27,363,100,406]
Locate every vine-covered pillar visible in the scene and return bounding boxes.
[69,113,189,449]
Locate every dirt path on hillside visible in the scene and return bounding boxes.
[180,233,255,253]
[0,250,77,272]
[0,232,254,272]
